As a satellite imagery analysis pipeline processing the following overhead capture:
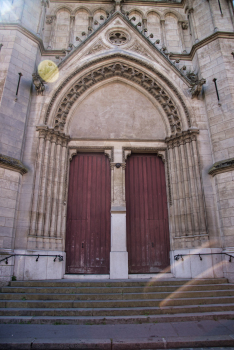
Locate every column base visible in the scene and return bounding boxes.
[110,251,128,279]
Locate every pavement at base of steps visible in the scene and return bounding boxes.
[0,319,234,349]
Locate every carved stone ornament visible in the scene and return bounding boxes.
[109,31,128,46]
[32,73,45,96]
[46,15,56,25]
[181,22,189,30]
[186,71,206,98]
[165,128,199,149]
[68,147,114,162]
[128,41,154,60]
[50,61,184,134]
[0,154,28,175]
[86,40,109,56]
[190,78,206,99]
[208,157,234,176]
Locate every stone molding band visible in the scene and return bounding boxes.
[46,57,190,133]
[36,125,70,146]
[0,154,28,175]
[208,157,234,176]
[0,23,233,61]
[165,128,199,148]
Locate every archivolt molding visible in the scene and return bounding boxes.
[44,56,191,134]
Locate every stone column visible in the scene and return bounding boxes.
[167,145,176,241]
[37,131,51,236]
[165,129,207,247]
[69,15,75,45]
[227,0,234,29]
[160,20,167,47]
[110,148,128,279]
[50,136,62,237]
[88,16,93,34]
[207,0,219,32]
[178,21,187,53]
[56,138,69,239]
[142,17,147,35]
[30,126,47,236]
[44,133,57,236]
[191,137,207,234]
[37,0,48,38]
[188,8,199,43]
[47,15,56,49]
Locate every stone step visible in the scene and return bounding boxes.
[1,311,234,325]
[1,289,234,301]
[2,283,234,295]
[1,295,234,308]
[8,278,228,288]
[1,303,234,317]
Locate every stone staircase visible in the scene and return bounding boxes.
[1,278,234,324]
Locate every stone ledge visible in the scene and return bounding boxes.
[0,154,28,175]
[208,157,234,177]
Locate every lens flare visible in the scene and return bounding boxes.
[38,60,59,83]
[1,1,18,21]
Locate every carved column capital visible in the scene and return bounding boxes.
[165,128,199,148]
[62,136,70,148]
[123,149,131,162]
[46,15,56,25]
[37,126,48,138]
[180,21,189,30]
[50,133,57,144]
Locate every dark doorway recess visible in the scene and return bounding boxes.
[65,153,111,274]
[126,153,170,273]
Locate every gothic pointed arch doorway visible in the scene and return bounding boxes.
[126,153,170,273]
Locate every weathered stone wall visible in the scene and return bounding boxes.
[0,168,22,251]
[0,29,38,159]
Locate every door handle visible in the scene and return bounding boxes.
[82,243,84,248]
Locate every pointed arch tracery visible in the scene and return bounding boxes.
[44,55,191,135]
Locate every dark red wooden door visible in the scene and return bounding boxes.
[65,153,111,274]
[126,154,170,273]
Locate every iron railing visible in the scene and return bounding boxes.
[0,254,63,264]
[174,252,234,262]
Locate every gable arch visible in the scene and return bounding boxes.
[54,6,72,16]
[162,9,184,21]
[74,7,91,16]
[92,7,109,17]
[146,10,162,20]
[43,55,191,137]
[128,9,144,20]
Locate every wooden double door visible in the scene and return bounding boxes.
[65,152,170,274]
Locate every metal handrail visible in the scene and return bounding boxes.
[174,252,234,262]
[0,254,63,264]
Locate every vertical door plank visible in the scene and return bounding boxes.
[65,153,110,274]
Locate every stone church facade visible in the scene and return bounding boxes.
[0,0,234,283]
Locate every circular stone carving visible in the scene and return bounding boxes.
[109,31,128,46]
